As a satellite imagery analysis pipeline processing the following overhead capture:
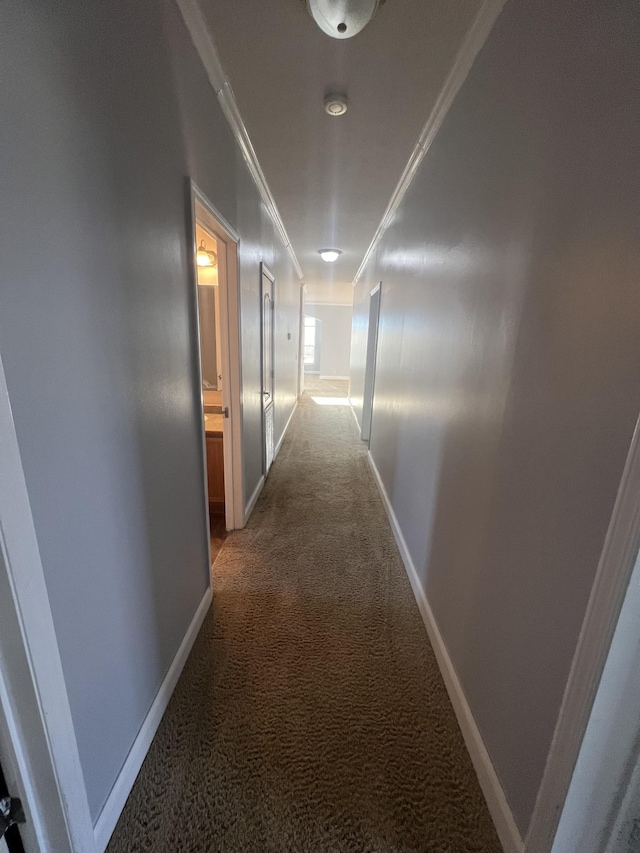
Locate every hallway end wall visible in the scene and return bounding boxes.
[0,0,300,831]
[305,303,353,379]
[350,0,640,838]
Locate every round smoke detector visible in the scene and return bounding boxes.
[324,94,348,116]
[306,0,382,40]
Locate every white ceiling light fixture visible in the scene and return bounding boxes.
[319,249,342,263]
[306,0,382,39]
[324,93,348,116]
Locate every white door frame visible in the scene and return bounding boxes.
[0,354,96,853]
[361,282,381,443]
[260,262,275,476]
[526,413,640,852]
[297,285,305,398]
[190,182,245,530]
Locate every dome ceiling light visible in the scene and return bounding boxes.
[319,249,342,263]
[306,0,382,39]
[324,93,348,116]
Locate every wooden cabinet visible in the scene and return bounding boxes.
[206,433,225,516]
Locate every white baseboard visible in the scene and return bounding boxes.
[244,475,265,524]
[274,400,298,460]
[366,451,524,853]
[319,375,350,381]
[348,399,361,434]
[244,401,297,526]
[93,585,213,852]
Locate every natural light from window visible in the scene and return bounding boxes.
[310,396,350,406]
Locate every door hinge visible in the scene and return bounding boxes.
[223,406,229,418]
[0,796,26,839]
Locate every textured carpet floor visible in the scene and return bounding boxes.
[107,381,502,853]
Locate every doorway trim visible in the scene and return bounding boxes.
[361,282,382,443]
[190,181,244,530]
[260,262,276,477]
[526,413,640,852]
[0,354,96,853]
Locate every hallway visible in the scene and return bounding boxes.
[107,381,501,852]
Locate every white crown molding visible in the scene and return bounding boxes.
[175,0,304,281]
[352,0,506,285]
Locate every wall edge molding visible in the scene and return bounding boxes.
[175,0,304,280]
[244,475,265,524]
[348,400,361,433]
[367,450,524,853]
[525,413,640,853]
[305,302,354,308]
[274,399,298,459]
[93,585,213,852]
[352,0,506,284]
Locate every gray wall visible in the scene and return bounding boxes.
[305,303,353,378]
[350,0,640,836]
[0,0,299,823]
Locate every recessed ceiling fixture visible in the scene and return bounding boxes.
[324,94,348,116]
[306,0,382,39]
[319,249,342,263]
[196,240,217,267]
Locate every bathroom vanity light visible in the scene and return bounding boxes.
[318,249,342,263]
[196,240,217,267]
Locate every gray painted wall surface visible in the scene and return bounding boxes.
[0,0,299,822]
[350,0,640,834]
[305,304,353,378]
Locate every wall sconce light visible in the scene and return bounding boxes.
[196,240,217,267]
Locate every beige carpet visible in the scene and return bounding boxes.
[107,381,502,852]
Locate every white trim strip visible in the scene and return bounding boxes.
[244,475,265,525]
[274,400,298,460]
[525,413,640,853]
[367,450,524,853]
[0,355,96,853]
[94,586,212,852]
[348,400,361,432]
[352,0,506,284]
[176,0,304,281]
[305,302,354,308]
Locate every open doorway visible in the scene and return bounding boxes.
[0,758,25,853]
[303,315,322,375]
[361,283,381,443]
[190,184,244,557]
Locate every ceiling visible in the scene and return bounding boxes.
[199,0,484,304]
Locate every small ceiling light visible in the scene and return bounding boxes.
[306,0,382,39]
[319,249,342,263]
[196,240,217,267]
[324,93,348,116]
